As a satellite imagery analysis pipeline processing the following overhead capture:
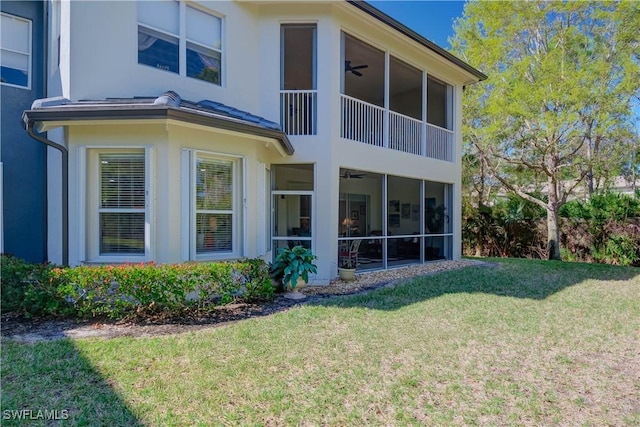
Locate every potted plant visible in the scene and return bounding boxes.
[270,245,317,299]
[338,256,357,282]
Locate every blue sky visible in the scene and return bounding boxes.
[370,1,466,49]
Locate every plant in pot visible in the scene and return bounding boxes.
[338,255,357,282]
[270,245,317,300]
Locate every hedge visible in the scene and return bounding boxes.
[0,256,274,319]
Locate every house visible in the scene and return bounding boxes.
[1,1,47,263]
[14,0,485,283]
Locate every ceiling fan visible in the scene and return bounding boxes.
[340,171,366,179]
[345,60,368,77]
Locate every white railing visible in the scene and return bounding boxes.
[339,95,455,162]
[340,94,384,147]
[280,90,317,135]
[389,111,422,155]
[426,123,454,162]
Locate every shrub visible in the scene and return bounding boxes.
[462,196,546,259]
[2,257,274,319]
[465,191,640,266]
[0,254,65,317]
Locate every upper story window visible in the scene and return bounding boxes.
[1,12,31,89]
[137,1,222,85]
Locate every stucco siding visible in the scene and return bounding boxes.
[1,0,46,262]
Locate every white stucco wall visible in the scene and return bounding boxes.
[66,120,286,265]
[51,0,481,279]
[62,1,262,111]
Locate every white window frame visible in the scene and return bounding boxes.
[136,0,224,86]
[1,12,32,90]
[182,149,242,261]
[84,147,152,263]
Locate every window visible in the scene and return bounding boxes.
[1,13,31,88]
[98,153,147,256]
[184,151,240,259]
[137,1,222,85]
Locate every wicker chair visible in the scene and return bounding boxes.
[338,239,361,269]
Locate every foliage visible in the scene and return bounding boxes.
[453,1,640,259]
[558,192,640,265]
[463,195,546,259]
[0,254,65,317]
[1,256,274,319]
[270,245,317,291]
[594,233,639,266]
[465,192,640,266]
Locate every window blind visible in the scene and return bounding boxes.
[186,6,221,50]
[1,13,30,87]
[195,157,233,254]
[137,0,179,35]
[99,153,145,255]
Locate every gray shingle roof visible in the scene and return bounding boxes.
[26,91,293,155]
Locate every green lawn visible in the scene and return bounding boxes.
[2,259,639,426]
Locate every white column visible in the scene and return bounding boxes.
[383,52,389,148]
[421,71,428,156]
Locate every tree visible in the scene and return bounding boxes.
[452,1,640,259]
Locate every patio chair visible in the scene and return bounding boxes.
[338,239,362,268]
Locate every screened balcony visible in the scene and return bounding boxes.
[277,28,456,159]
[340,33,455,162]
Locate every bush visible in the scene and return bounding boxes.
[465,191,640,266]
[462,195,546,259]
[1,256,275,319]
[0,254,65,317]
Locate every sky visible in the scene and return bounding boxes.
[370,1,466,49]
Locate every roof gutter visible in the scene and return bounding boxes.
[24,106,295,156]
[24,118,69,266]
[346,0,487,82]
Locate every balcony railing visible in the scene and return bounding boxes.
[426,123,454,162]
[340,94,454,162]
[278,92,454,161]
[340,94,384,147]
[280,90,317,135]
[389,111,422,156]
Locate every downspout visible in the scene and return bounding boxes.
[25,120,68,266]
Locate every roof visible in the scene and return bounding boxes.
[23,91,294,155]
[347,0,487,82]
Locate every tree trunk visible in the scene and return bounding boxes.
[547,211,561,260]
[547,188,561,260]
[586,139,594,198]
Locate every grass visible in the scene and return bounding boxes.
[2,258,639,426]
